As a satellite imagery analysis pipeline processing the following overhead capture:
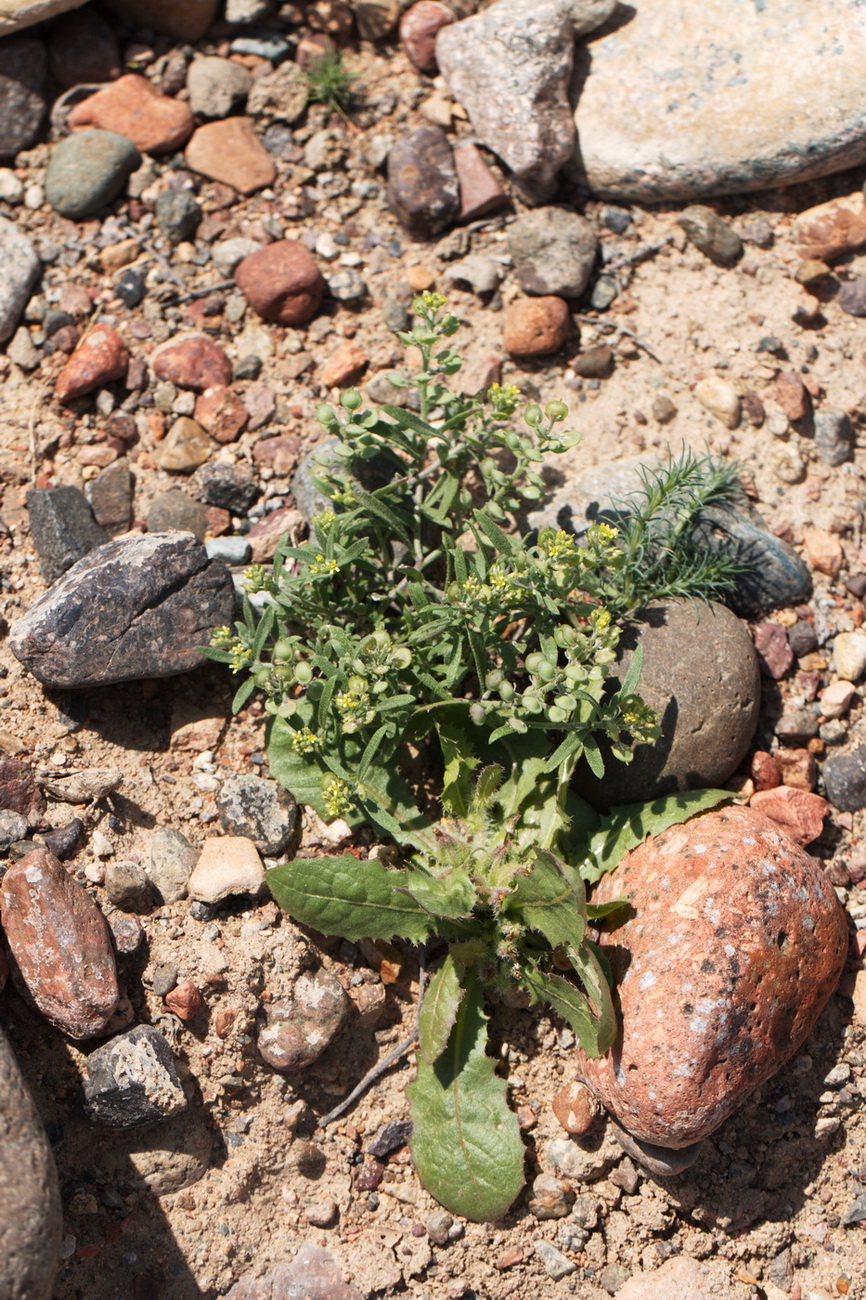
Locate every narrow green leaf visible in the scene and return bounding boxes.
[504,850,586,952]
[566,941,617,1055]
[408,972,524,1221]
[381,404,439,438]
[472,509,517,555]
[350,485,413,545]
[522,966,606,1055]
[418,953,465,1065]
[582,788,731,884]
[266,855,433,942]
[583,735,605,779]
[619,641,644,699]
[231,675,258,713]
[401,868,477,918]
[453,548,468,584]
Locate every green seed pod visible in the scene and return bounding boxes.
[536,660,556,682]
[545,400,568,422]
[273,639,293,661]
[547,705,567,723]
[341,389,362,411]
[524,403,542,426]
[524,652,543,674]
[498,680,514,702]
[253,666,271,688]
[391,647,412,669]
[348,674,367,693]
[293,661,313,685]
[554,693,577,712]
[485,669,504,690]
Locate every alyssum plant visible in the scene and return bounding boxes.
[207,294,735,1219]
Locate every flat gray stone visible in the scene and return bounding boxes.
[507,205,597,298]
[147,827,198,904]
[217,773,300,857]
[571,0,866,201]
[45,129,140,219]
[26,485,107,584]
[0,216,39,343]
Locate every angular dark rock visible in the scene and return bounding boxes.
[84,460,134,534]
[0,32,47,159]
[9,532,235,688]
[387,126,460,239]
[191,460,260,514]
[217,774,300,858]
[146,490,210,540]
[678,205,743,266]
[83,1024,187,1127]
[26,485,108,585]
[823,745,866,812]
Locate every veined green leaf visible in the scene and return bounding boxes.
[266,855,433,942]
[437,718,478,819]
[472,509,518,555]
[408,972,524,1221]
[566,940,616,1055]
[232,675,258,713]
[381,404,439,439]
[418,952,465,1065]
[586,898,629,921]
[400,868,477,918]
[504,850,586,952]
[581,788,731,884]
[266,713,334,822]
[619,641,644,698]
[522,966,607,1055]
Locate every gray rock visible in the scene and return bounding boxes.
[0,1024,62,1300]
[0,809,28,852]
[678,206,743,267]
[443,254,505,296]
[154,188,201,243]
[0,32,46,159]
[223,1244,364,1300]
[26,485,108,585]
[387,125,460,239]
[84,459,134,535]
[438,0,616,200]
[246,60,309,123]
[217,773,300,857]
[534,1240,577,1280]
[572,0,866,201]
[206,536,251,564]
[0,216,39,343]
[84,1024,187,1128]
[192,460,259,514]
[103,859,153,912]
[45,129,140,219]
[146,489,209,540]
[9,531,235,688]
[814,409,854,466]
[147,826,198,903]
[610,1122,704,1177]
[547,1130,620,1182]
[575,599,759,808]
[507,205,598,297]
[842,1191,866,1226]
[326,266,368,303]
[5,323,39,368]
[425,1209,453,1246]
[257,970,350,1072]
[187,55,252,118]
[823,745,866,812]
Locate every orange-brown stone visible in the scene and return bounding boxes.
[502,296,570,356]
[185,118,275,195]
[234,240,325,325]
[54,323,129,402]
[68,73,193,154]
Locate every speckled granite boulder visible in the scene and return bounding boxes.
[571,0,866,200]
[0,1024,62,1300]
[578,805,848,1148]
[575,599,760,808]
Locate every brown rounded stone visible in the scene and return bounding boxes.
[54,323,129,402]
[578,805,848,1148]
[151,334,232,391]
[67,73,193,154]
[387,124,460,239]
[0,848,119,1039]
[257,971,349,1072]
[502,296,570,356]
[234,240,325,326]
[184,117,276,195]
[100,0,218,40]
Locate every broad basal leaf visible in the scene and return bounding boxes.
[408,972,524,1222]
[266,856,433,943]
[400,868,477,918]
[266,713,333,821]
[504,849,586,952]
[581,788,731,883]
[418,952,465,1065]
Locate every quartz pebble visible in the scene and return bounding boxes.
[833,631,866,682]
[187,835,265,903]
[821,680,856,718]
[84,1024,187,1127]
[695,376,741,428]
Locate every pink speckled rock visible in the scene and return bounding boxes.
[578,804,847,1148]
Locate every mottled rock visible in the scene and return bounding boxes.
[833,631,866,682]
[54,322,129,401]
[146,489,209,539]
[749,787,828,847]
[192,460,258,514]
[551,1079,597,1135]
[100,0,218,40]
[185,117,276,194]
[578,805,848,1147]
[194,386,250,444]
[45,129,139,218]
[9,532,234,688]
[152,334,232,392]
[234,240,325,325]
[571,0,866,202]
[68,74,193,154]
[26,485,107,584]
[84,1024,187,1127]
[320,340,368,388]
[796,192,866,261]
[217,774,300,857]
[187,835,265,903]
[0,31,46,158]
[528,1173,573,1220]
[0,216,39,344]
[400,0,455,70]
[438,0,616,200]
[387,125,459,238]
[0,809,28,851]
[507,205,597,298]
[223,1245,364,1300]
[814,409,854,466]
[104,859,153,912]
[576,599,759,807]
[246,60,309,122]
[547,1130,620,1182]
[503,295,569,355]
[147,827,197,904]
[453,139,506,221]
[187,56,252,119]
[84,459,134,534]
[773,370,811,422]
[0,758,43,819]
[678,206,742,266]
[837,277,866,318]
[257,970,350,1071]
[615,1257,715,1300]
[823,745,866,812]
[45,5,120,87]
[0,1023,62,1300]
[0,848,119,1038]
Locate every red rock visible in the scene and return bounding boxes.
[578,805,848,1148]
[193,386,249,443]
[399,0,455,70]
[773,370,811,421]
[503,296,570,356]
[750,750,781,790]
[67,74,193,155]
[151,334,232,391]
[802,527,844,578]
[749,787,828,846]
[775,746,817,791]
[234,240,325,325]
[320,340,368,387]
[54,324,129,403]
[185,118,276,195]
[243,383,276,431]
[165,979,204,1021]
[0,848,119,1039]
[0,756,45,819]
[257,971,349,1071]
[453,140,506,221]
[551,1080,596,1135]
[752,622,794,679]
[796,193,866,261]
[251,434,299,476]
[248,506,304,563]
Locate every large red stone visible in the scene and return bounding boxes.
[0,849,119,1039]
[151,334,232,391]
[54,324,129,403]
[68,73,193,155]
[577,804,847,1148]
[234,240,325,326]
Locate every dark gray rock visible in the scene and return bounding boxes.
[9,531,235,688]
[41,817,84,860]
[103,860,153,912]
[45,129,140,219]
[837,277,866,318]
[366,1119,412,1159]
[27,486,108,585]
[814,409,854,466]
[154,189,202,243]
[0,32,47,160]
[146,489,210,540]
[775,708,819,746]
[45,5,121,89]
[575,599,760,808]
[84,1025,187,1128]
[787,619,818,657]
[823,745,866,812]
[0,216,40,344]
[507,205,597,298]
[0,1024,62,1300]
[841,1192,866,1226]
[0,809,28,853]
[217,774,300,857]
[84,460,134,534]
[222,1244,364,1300]
[610,1122,704,1177]
[677,206,743,267]
[191,460,260,514]
[257,971,350,1072]
[147,826,198,903]
[387,126,460,239]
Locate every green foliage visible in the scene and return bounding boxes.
[211,293,739,1220]
[304,49,356,113]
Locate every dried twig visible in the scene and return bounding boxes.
[574,314,664,365]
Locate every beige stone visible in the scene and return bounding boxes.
[187,836,265,903]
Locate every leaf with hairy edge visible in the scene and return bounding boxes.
[504,850,586,952]
[437,718,478,819]
[582,788,731,884]
[266,856,433,943]
[522,967,606,1055]
[418,952,465,1065]
[566,940,616,1055]
[400,868,477,918]
[408,972,524,1221]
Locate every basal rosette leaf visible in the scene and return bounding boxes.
[581,788,731,884]
[266,856,433,943]
[418,952,465,1066]
[503,849,586,952]
[521,967,604,1055]
[408,972,524,1221]
[400,868,477,919]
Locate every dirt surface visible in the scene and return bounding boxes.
[2,16,866,1300]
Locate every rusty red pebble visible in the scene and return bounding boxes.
[151,334,233,391]
[234,240,326,326]
[55,324,129,403]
